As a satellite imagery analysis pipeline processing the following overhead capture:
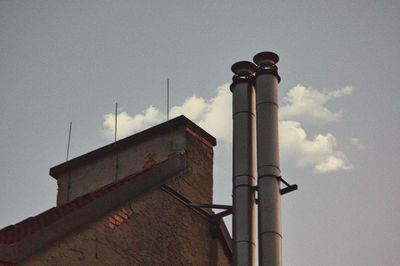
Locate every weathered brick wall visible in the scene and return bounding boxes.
[166,128,214,207]
[216,238,232,266]
[22,185,230,265]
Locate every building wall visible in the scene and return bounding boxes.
[21,127,231,265]
[56,126,188,206]
[22,181,230,265]
[169,128,214,205]
[23,187,230,265]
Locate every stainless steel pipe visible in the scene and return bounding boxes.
[230,61,257,266]
[253,52,282,266]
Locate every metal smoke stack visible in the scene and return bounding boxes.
[230,61,257,266]
[253,51,282,266]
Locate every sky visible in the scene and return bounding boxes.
[1,1,399,265]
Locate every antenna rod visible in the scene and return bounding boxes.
[66,121,72,201]
[66,122,72,161]
[114,103,119,180]
[114,103,118,142]
[167,78,170,121]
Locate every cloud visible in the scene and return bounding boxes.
[169,84,232,142]
[103,84,232,142]
[169,95,207,121]
[280,120,352,173]
[197,85,232,143]
[102,83,353,173]
[103,105,163,139]
[280,85,352,123]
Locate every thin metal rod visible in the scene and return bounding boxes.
[66,121,72,202]
[167,78,170,121]
[66,122,72,161]
[114,103,119,181]
[214,209,233,219]
[160,185,211,218]
[187,203,232,210]
[114,103,118,142]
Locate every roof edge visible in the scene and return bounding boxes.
[50,115,215,178]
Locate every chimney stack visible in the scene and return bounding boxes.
[253,51,282,266]
[230,61,257,266]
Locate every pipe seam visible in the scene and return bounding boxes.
[257,165,281,172]
[258,174,281,181]
[233,177,256,186]
[233,174,256,179]
[256,101,279,108]
[233,184,255,189]
[233,111,256,117]
[235,241,257,246]
[259,231,282,239]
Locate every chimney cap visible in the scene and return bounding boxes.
[231,61,257,75]
[253,51,279,66]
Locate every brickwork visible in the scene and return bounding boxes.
[166,128,214,208]
[22,181,230,265]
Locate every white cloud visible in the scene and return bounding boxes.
[280,120,352,173]
[197,84,232,143]
[315,154,352,173]
[168,84,232,142]
[103,105,163,139]
[169,95,207,121]
[102,83,354,173]
[280,85,352,123]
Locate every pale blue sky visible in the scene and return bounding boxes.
[1,1,399,265]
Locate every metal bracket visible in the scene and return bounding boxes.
[187,203,232,218]
[254,175,298,195]
[160,185,232,218]
[187,203,232,210]
[278,176,298,195]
